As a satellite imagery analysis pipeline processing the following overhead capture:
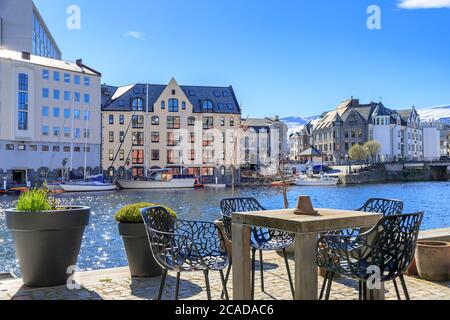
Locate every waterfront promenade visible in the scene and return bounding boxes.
[1,252,449,300]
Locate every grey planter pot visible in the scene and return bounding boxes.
[118,223,162,277]
[5,207,90,287]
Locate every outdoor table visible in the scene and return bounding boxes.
[232,208,383,300]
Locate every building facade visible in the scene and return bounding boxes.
[0,0,61,59]
[0,49,101,184]
[288,123,313,161]
[101,78,241,183]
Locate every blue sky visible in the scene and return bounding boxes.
[35,0,450,117]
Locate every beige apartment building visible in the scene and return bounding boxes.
[101,78,242,183]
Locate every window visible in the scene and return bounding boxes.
[151,132,160,143]
[109,131,114,143]
[74,109,81,119]
[230,118,235,127]
[42,106,49,117]
[132,115,144,128]
[84,77,90,86]
[132,132,144,146]
[42,88,49,98]
[203,150,215,164]
[167,132,181,146]
[132,150,144,164]
[119,150,125,161]
[74,128,81,138]
[119,115,125,125]
[168,99,179,112]
[74,75,80,85]
[161,101,165,109]
[214,90,221,97]
[64,91,71,101]
[189,132,195,143]
[223,91,229,97]
[74,146,81,152]
[6,144,14,151]
[53,71,60,81]
[151,150,160,161]
[188,117,196,126]
[64,108,70,119]
[51,107,59,118]
[64,73,70,83]
[167,150,180,164]
[53,146,60,152]
[131,98,144,111]
[202,100,213,112]
[42,145,49,152]
[84,94,90,104]
[42,126,49,136]
[109,114,114,125]
[109,149,114,161]
[220,117,225,126]
[18,74,29,130]
[203,132,215,147]
[151,116,159,125]
[53,127,60,137]
[30,145,37,151]
[53,89,60,100]
[43,69,49,80]
[64,127,70,137]
[167,116,180,129]
[182,101,186,110]
[84,111,90,121]
[119,131,125,142]
[63,146,71,153]
[203,117,214,130]
[189,149,195,161]
[74,92,80,102]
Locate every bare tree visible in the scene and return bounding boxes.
[364,141,381,163]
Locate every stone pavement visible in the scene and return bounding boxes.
[1,252,449,300]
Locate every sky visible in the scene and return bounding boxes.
[34,0,450,118]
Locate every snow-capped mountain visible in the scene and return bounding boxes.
[282,105,450,134]
[281,116,320,134]
[417,105,450,124]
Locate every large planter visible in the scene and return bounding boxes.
[118,223,162,277]
[415,241,450,282]
[5,206,90,287]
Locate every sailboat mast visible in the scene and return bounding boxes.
[144,83,149,177]
[83,104,90,180]
[69,91,75,178]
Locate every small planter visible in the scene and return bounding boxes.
[118,223,162,277]
[6,206,90,287]
[415,241,450,282]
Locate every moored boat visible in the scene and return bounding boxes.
[117,169,196,190]
[295,174,339,186]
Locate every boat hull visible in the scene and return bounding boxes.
[117,179,196,190]
[295,179,338,186]
[59,184,117,192]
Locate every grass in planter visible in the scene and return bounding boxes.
[16,188,58,212]
[114,202,176,223]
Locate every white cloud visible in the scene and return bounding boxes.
[398,0,450,9]
[124,31,145,40]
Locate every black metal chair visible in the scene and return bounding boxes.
[220,197,295,300]
[358,198,404,216]
[317,212,424,300]
[140,206,230,300]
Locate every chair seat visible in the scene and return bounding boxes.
[251,236,293,250]
[166,254,229,272]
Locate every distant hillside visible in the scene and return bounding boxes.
[281,116,319,134]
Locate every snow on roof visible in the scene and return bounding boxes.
[111,84,135,101]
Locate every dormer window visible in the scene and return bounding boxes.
[131,98,144,111]
[202,100,213,112]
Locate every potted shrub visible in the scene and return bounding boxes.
[6,189,90,287]
[115,202,176,277]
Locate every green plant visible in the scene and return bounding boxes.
[16,188,57,212]
[114,202,176,223]
[349,144,369,162]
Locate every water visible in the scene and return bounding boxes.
[0,182,449,275]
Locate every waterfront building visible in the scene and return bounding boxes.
[101,78,241,184]
[288,122,313,161]
[0,49,101,184]
[396,108,424,161]
[240,116,289,172]
[422,121,450,158]
[0,0,61,59]
[422,125,441,161]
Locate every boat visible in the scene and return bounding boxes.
[117,169,196,190]
[59,175,117,192]
[295,173,339,186]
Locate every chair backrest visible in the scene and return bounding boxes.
[220,197,265,217]
[358,198,404,216]
[140,206,177,270]
[366,212,423,280]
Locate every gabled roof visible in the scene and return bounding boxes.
[299,146,323,157]
[101,81,241,114]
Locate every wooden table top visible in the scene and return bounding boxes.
[232,208,382,234]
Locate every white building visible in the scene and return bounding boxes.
[422,125,441,161]
[0,49,101,185]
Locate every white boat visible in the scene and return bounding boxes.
[60,180,117,192]
[117,169,196,190]
[295,174,339,186]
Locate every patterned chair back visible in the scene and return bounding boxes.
[359,198,404,216]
